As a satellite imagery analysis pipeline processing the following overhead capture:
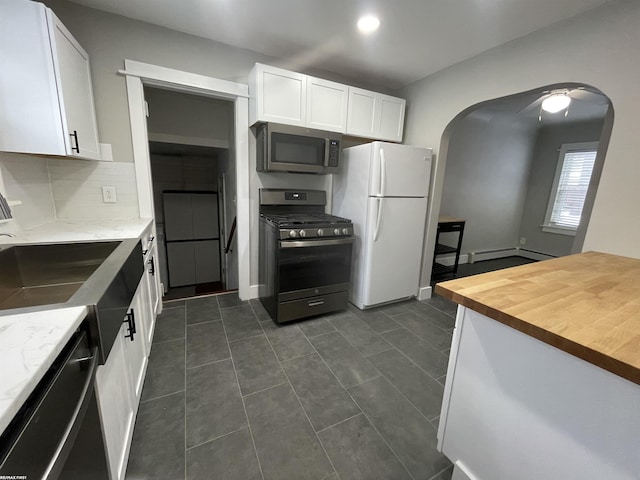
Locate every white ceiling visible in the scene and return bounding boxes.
[69,0,612,90]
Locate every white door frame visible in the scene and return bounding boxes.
[119,60,251,299]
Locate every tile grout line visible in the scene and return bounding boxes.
[185,355,232,371]
[185,425,250,452]
[315,412,365,435]
[427,463,454,480]
[377,332,448,383]
[302,326,417,480]
[226,303,266,480]
[259,318,339,480]
[241,381,290,399]
[326,315,394,359]
[227,332,267,345]
[185,318,222,327]
[140,388,186,405]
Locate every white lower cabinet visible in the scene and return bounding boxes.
[95,324,135,480]
[95,274,156,480]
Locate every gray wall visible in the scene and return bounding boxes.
[439,112,536,254]
[401,1,640,288]
[518,119,605,257]
[145,88,231,148]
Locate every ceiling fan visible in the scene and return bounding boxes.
[520,87,609,121]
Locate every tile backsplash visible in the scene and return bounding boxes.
[48,158,139,219]
[0,153,139,231]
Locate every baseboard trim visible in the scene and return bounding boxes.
[418,286,432,301]
[516,248,557,261]
[247,284,260,300]
[434,254,470,266]
[467,248,519,264]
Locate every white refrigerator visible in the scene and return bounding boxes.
[332,142,432,309]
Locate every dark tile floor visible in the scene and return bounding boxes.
[125,292,458,480]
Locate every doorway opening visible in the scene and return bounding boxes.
[430,83,613,284]
[144,87,237,301]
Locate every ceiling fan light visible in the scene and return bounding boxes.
[542,93,571,113]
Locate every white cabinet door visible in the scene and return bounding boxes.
[249,63,306,126]
[362,197,428,307]
[95,324,135,480]
[377,94,406,142]
[306,76,348,133]
[49,12,101,160]
[0,1,100,160]
[347,87,406,142]
[346,87,378,138]
[124,288,149,408]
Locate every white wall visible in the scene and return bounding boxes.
[439,112,536,254]
[519,119,605,257]
[402,0,640,287]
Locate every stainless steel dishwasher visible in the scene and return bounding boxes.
[0,324,110,480]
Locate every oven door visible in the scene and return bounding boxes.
[277,237,353,301]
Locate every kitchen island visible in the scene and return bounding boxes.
[435,252,640,480]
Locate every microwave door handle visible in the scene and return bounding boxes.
[380,147,386,197]
[374,197,383,242]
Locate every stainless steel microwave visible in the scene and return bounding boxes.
[255,123,341,174]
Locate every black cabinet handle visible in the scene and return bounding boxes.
[148,257,155,276]
[70,130,80,153]
[124,309,136,341]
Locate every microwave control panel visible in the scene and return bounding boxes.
[328,140,340,167]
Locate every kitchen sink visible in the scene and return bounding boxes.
[0,239,144,364]
[0,241,121,310]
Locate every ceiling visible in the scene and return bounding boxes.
[69,0,613,90]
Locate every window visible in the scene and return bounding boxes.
[542,142,598,236]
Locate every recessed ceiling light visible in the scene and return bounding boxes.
[357,15,380,34]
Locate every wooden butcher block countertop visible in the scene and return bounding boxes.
[435,251,640,385]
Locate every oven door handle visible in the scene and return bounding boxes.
[43,344,99,480]
[280,238,354,248]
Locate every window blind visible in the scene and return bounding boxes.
[549,149,597,229]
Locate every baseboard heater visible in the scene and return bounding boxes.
[438,247,557,265]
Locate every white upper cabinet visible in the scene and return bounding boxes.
[249,64,307,127]
[306,76,348,133]
[347,87,406,142]
[249,63,403,140]
[0,0,101,160]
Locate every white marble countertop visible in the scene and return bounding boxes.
[0,218,153,244]
[0,306,88,433]
[0,218,153,434]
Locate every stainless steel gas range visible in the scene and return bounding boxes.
[259,189,354,323]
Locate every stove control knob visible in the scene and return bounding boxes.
[333,228,340,236]
[342,228,349,235]
[317,229,324,237]
[299,230,306,238]
[289,230,297,238]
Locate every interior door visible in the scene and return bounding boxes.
[371,143,431,198]
[362,196,428,307]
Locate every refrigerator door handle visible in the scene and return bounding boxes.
[374,197,383,242]
[380,148,387,197]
